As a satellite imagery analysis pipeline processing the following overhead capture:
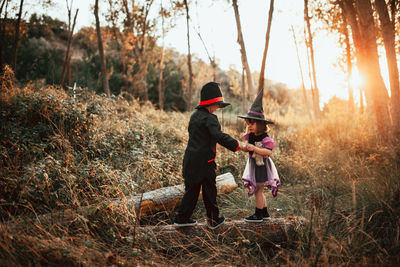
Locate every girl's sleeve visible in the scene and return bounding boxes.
[262,137,275,150]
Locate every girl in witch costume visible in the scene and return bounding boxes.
[238,88,280,222]
[174,82,243,229]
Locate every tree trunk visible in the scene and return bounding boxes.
[291,25,313,122]
[121,0,153,101]
[158,5,165,110]
[94,0,111,97]
[375,0,400,136]
[339,0,372,108]
[184,0,193,110]
[354,0,391,140]
[67,54,71,86]
[60,8,78,88]
[241,67,246,114]
[258,0,274,94]
[232,0,254,100]
[359,87,364,114]
[0,0,7,71]
[304,0,321,120]
[107,0,121,51]
[138,217,306,250]
[12,0,23,73]
[341,6,355,114]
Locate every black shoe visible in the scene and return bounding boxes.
[244,213,263,222]
[207,216,225,229]
[174,218,197,227]
[262,207,270,220]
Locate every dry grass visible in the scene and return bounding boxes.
[0,68,399,265]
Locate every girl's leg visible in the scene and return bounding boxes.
[245,185,265,222]
[254,185,266,209]
[255,185,270,219]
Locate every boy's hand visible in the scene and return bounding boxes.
[239,142,247,152]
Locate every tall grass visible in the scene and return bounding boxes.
[0,67,399,265]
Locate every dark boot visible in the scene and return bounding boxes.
[261,207,270,220]
[244,208,263,222]
[207,215,225,229]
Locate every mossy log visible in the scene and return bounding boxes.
[138,217,306,250]
[113,172,238,216]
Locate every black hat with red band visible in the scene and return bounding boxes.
[195,82,230,109]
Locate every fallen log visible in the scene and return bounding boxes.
[114,172,238,216]
[138,217,306,250]
[5,173,238,229]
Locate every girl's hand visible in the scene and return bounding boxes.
[246,143,255,151]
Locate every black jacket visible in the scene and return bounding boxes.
[182,108,239,182]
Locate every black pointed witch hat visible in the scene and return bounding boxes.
[238,88,274,124]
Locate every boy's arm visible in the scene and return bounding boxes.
[206,115,239,152]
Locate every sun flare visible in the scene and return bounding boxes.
[350,68,365,89]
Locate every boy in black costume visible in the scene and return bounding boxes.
[174,82,243,229]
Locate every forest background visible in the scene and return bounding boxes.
[1,0,400,265]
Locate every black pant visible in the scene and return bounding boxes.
[177,173,219,222]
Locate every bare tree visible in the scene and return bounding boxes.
[158,2,166,110]
[94,0,110,97]
[194,24,217,81]
[304,0,321,119]
[60,0,78,88]
[232,0,254,100]
[375,0,400,136]
[121,0,154,101]
[291,25,312,122]
[12,0,24,73]
[107,0,121,51]
[258,0,274,94]
[183,0,193,110]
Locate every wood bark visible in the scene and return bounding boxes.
[94,0,111,97]
[232,0,254,100]
[138,217,306,249]
[12,0,23,73]
[375,0,400,135]
[184,0,193,110]
[60,7,78,88]
[258,0,274,94]
[304,0,321,120]
[354,0,391,140]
